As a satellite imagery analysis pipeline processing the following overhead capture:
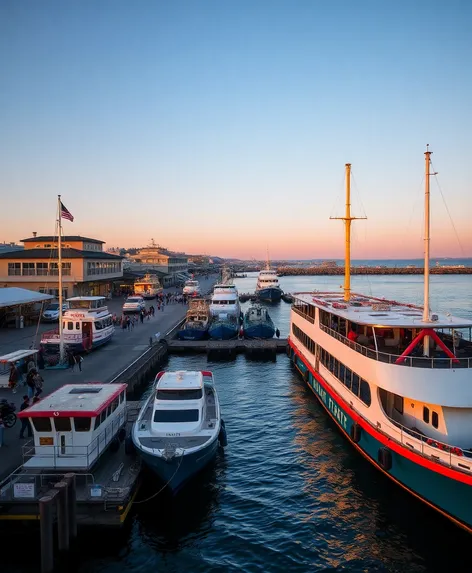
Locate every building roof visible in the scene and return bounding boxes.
[0,288,54,308]
[21,235,105,244]
[18,383,127,418]
[0,248,123,260]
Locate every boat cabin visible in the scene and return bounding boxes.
[41,296,114,352]
[17,383,127,470]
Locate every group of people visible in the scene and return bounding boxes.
[8,360,43,398]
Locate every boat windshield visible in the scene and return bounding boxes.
[153,409,199,422]
[156,389,203,400]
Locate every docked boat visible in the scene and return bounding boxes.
[208,283,241,320]
[41,296,114,352]
[133,273,163,299]
[288,150,472,534]
[182,279,201,297]
[208,313,240,340]
[132,370,227,492]
[243,304,275,339]
[0,383,140,525]
[178,298,211,340]
[255,264,283,302]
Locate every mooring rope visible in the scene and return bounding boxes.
[132,451,184,505]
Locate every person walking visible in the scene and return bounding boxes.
[26,368,37,400]
[34,371,44,398]
[19,395,32,439]
[75,355,83,372]
[8,362,19,394]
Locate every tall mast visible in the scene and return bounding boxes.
[58,195,65,362]
[331,163,366,302]
[423,146,432,322]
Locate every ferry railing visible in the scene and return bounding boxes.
[319,324,472,369]
[293,306,315,324]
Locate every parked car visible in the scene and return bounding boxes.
[42,302,69,322]
[122,296,146,313]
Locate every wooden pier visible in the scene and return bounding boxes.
[167,338,288,358]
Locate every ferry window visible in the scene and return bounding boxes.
[393,394,404,415]
[32,418,52,432]
[359,380,371,406]
[100,410,107,424]
[111,399,118,412]
[119,391,124,404]
[423,406,430,424]
[107,406,111,417]
[153,409,199,423]
[95,321,102,330]
[94,416,101,430]
[54,417,71,431]
[76,322,80,330]
[351,374,360,396]
[156,389,203,400]
[67,322,73,330]
[432,411,439,429]
[74,417,92,432]
[339,364,346,384]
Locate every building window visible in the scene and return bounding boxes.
[8,263,21,276]
[37,263,49,276]
[423,406,430,424]
[22,263,36,276]
[62,262,71,276]
[432,411,439,429]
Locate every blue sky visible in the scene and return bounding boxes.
[1,0,471,259]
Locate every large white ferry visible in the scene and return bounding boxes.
[256,265,282,302]
[41,296,115,352]
[288,151,472,533]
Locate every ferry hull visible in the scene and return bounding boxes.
[139,437,219,492]
[256,287,282,302]
[290,343,472,533]
[177,327,209,341]
[243,323,275,339]
[209,322,239,340]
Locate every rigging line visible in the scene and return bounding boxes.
[349,171,368,219]
[429,160,467,257]
[329,171,348,219]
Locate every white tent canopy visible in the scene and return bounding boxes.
[0,288,54,309]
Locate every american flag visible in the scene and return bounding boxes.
[60,202,74,222]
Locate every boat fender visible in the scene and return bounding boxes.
[350,423,362,444]
[218,423,228,447]
[303,370,309,382]
[110,437,120,453]
[378,447,392,471]
[118,427,127,442]
[125,436,135,455]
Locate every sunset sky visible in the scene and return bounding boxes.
[1,1,471,260]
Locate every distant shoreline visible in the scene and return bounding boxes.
[276,266,472,276]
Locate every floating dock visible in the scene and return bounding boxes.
[167,338,288,358]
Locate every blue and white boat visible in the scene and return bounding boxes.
[208,283,242,340]
[243,304,275,339]
[132,370,227,492]
[40,296,114,352]
[288,151,472,534]
[255,267,282,302]
[178,298,211,340]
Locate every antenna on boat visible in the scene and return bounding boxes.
[330,163,366,302]
[57,195,65,363]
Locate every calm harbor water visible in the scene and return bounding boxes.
[5,273,472,573]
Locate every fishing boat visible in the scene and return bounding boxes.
[132,370,227,492]
[41,296,114,353]
[208,313,240,340]
[133,273,163,299]
[182,279,201,297]
[288,150,472,534]
[255,259,283,302]
[178,298,211,340]
[243,304,275,339]
[0,383,140,525]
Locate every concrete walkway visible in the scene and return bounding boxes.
[0,274,218,481]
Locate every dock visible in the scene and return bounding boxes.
[167,338,288,358]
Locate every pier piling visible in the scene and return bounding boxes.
[64,473,77,539]
[40,494,56,573]
[54,481,70,552]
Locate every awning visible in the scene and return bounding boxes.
[0,349,39,363]
[0,288,54,309]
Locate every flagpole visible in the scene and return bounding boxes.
[58,195,64,363]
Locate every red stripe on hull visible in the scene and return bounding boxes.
[289,339,472,486]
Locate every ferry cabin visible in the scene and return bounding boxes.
[209,285,240,318]
[257,269,280,289]
[41,296,114,352]
[289,292,472,529]
[17,383,127,470]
